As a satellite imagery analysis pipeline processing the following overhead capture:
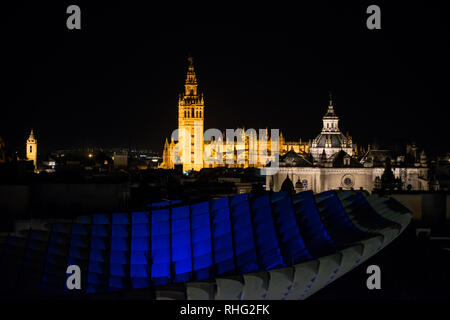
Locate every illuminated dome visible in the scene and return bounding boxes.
[0,190,410,299]
[313,132,349,148]
[310,94,353,161]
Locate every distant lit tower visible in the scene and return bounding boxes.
[160,138,174,169]
[177,56,205,171]
[0,136,7,163]
[26,129,37,170]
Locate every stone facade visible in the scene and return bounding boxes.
[267,166,429,194]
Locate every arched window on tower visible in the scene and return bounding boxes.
[199,110,202,118]
[30,146,32,153]
[192,108,194,118]
[184,110,187,118]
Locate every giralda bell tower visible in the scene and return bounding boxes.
[177,56,205,171]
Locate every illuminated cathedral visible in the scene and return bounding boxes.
[159,56,431,193]
[267,104,431,193]
[159,57,309,171]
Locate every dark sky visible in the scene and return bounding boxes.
[2,2,449,155]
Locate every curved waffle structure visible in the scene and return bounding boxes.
[0,190,411,299]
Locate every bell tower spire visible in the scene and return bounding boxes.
[177,55,205,171]
[26,129,38,171]
[185,55,198,96]
[322,92,339,133]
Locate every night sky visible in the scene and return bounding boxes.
[2,2,449,155]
